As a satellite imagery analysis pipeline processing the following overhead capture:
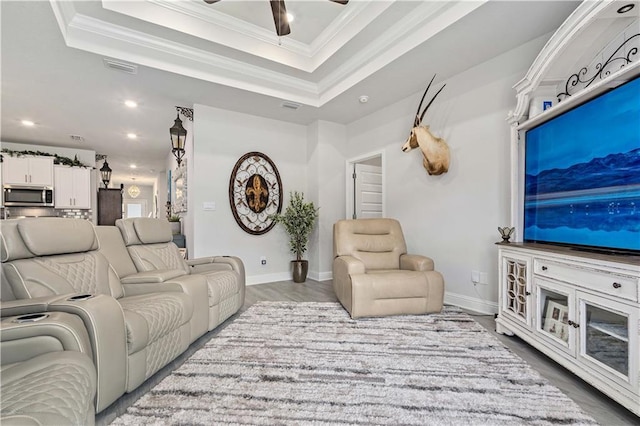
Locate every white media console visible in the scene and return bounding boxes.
[498,0,640,416]
[496,243,639,415]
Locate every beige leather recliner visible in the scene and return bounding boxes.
[1,305,97,425]
[114,218,245,330]
[95,225,209,343]
[0,218,201,412]
[333,218,444,319]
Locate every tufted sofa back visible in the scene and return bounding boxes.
[0,218,124,299]
[333,218,408,271]
[115,218,189,274]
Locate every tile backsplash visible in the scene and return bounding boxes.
[2,207,92,220]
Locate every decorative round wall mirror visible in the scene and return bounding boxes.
[229,152,282,235]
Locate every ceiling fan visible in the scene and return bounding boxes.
[204,0,349,37]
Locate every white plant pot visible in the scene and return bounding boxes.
[170,222,181,235]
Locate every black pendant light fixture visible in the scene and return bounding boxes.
[170,114,186,166]
[170,107,193,166]
[100,158,112,188]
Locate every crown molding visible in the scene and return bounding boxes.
[50,0,489,108]
[57,7,321,105]
[101,0,386,72]
[318,1,487,103]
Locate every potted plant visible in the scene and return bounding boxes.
[271,191,319,283]
[168,214,181,235]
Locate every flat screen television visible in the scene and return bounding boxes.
[523,75,640,255]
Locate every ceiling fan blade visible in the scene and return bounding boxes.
[203,0,220,3]
[270,0,290,36]
[329,0,349,4]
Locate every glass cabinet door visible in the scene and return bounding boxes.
[578,292,638,392]
[536,279,574,354]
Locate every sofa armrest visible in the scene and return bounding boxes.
[47,294,127,412]
[122,282,185,296]
[0,296,66,318]
[188,256,245,278]
[334,255,366,276]
[400,254,435,272]
[1,311,93,365]
[120,269,185,284]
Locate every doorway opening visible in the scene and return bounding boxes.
[345,150,385,220]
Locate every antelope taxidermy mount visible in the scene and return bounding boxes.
[402,75,450,176]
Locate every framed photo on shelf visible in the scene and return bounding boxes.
[543,299,569,342]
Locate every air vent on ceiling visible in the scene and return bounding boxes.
[103,58,138,74]
[70,135,85,142]
[281,101,301,110]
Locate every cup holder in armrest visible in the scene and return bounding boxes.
[67,294,94,301]
[14,313,49,323]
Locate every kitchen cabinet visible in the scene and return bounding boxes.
[54,166,91,209]
[2,156,53,186]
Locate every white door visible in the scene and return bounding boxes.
[354,163,382,219]
[124,200,147,218]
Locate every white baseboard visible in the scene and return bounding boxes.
[308,270,332,282]
[246,272,292,286]
[444,291,498,315]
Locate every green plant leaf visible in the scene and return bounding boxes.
[269,191,319,261]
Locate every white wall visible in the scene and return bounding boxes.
[306,120,347,280]
[191,105,308,284]
[341,35,550,314]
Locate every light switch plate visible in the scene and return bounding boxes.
[203,202,216,211]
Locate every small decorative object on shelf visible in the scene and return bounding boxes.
[498,226,515,242]
[168,215,181,235]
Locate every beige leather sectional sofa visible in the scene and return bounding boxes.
[0,217,245,424]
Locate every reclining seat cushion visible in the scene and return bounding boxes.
[0,351,96,425]
[1,218,124,299]
[333,218,407,271]
[115,217,245,328]
[119,292,192,378]
[1,218,98,262]
[116,219,189,275]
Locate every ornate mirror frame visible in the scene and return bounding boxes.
[229,152,282,235]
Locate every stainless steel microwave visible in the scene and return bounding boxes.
[3,185,54,207]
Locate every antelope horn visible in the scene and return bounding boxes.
[413,74,436,127]
[419,82,446,124]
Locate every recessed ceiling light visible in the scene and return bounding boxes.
[286,12,294,23]
[124,100,138,108]
[130,164,137,169]
[21,120,35,126]
[127,133,137,139]
[359,95,369,104]
[617,4,634,13]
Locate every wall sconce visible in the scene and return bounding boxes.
[100,159,112,188]
[170,107,193,167]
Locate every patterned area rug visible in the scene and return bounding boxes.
[113,302,597,425]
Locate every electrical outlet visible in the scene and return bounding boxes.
[471,270,480,283]
[479,272,489,285]
[260,256,267,266]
